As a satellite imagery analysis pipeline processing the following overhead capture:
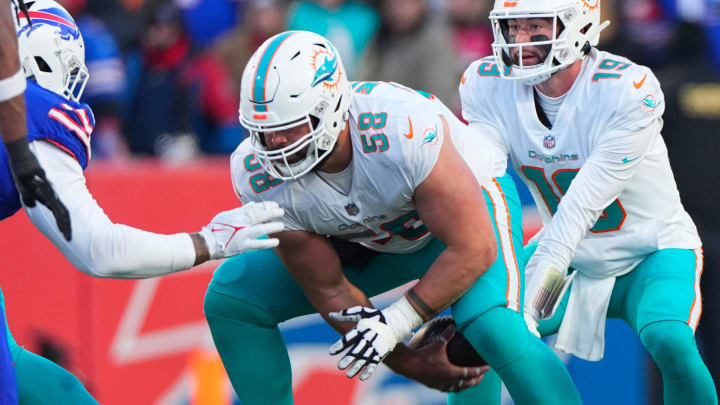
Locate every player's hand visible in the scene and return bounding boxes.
[386,326,488,392]
[329,306,399,381]
[6,139,71,241]
[200,201,284,260]
[524,308,541,338]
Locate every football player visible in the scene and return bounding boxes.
[0,1,284,403]
[203,30,582,404]
[459,0,717,403]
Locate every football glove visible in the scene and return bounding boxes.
[199,202,284,260]
[6,138,72,241]
[524,258,575,337]
[329,297,423,381]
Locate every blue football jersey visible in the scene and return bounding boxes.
[0,80,94,220]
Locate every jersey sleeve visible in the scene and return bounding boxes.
[397,109,446,190]
[606,66,664,133]
[532,68,663,272]
[458,60,510,158]
[25,141,197,278]
[229,144,305,231]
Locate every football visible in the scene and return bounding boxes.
[407,316,487,367]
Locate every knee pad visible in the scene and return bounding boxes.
[460,307,530,368]
[204,288,278,328]
[641,321,698,377]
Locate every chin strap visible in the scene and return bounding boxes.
[582,20,611,56]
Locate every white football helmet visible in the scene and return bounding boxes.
[12,0,89,102]
[489,0,610,85]
[239,30,352,180]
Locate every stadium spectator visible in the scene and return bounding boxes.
[446,0,493,80]
[360,0,460,108]
[175,0,242,48]
[215,0,289,88]
[125,1,242,156]
[60,0,130,159]
[287,0,379,76]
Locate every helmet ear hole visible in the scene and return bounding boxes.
[309,115,320,130]
[34,57,52,72]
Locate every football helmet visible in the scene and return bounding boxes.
[239,30,352,180]
[12,0,89,102]
[489,0,610,85]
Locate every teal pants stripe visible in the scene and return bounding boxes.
[0,288,97,404]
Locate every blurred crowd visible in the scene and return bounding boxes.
[58,0,720,160]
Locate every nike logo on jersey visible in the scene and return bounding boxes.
[633,74,647,89]
[622,157,639,164]
[404,117,414,139]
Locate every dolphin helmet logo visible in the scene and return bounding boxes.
[311,48,340,89]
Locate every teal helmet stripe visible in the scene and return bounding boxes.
[252,31,296,112]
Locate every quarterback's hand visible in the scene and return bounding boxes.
[199,201,284,260]
[6,139,71,241]
[524,308,541,338]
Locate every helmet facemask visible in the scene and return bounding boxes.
[14,0,89,102]
[245,95,348,180]
[239,31,353,181]
[489,1,610,85]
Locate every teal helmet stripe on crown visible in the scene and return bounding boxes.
[252,31,296,112]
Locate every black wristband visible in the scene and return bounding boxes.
[4,137,34,164]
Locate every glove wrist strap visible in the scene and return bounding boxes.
[383,296,423,342]
[198,227,220,260]
[4,137,34,165]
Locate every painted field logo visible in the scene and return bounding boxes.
[543,135,556,149]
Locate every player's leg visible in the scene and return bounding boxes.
[1,287,96,404]
[204,249,307,405]
[449,175,580,405]
[610,248,717,404]
[0,289,18,405]
[13,349,97,405]
[204,245,437,405]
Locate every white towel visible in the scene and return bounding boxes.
[554,274,616,361]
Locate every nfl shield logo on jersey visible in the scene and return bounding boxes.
[345,203,359,216]
[543,135,556,149]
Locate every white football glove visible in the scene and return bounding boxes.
[329,297,423,381]
[524,257,575,338]
[199,201,284,260]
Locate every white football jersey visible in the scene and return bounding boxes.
[231,81,499,254]
[460,49,701,278]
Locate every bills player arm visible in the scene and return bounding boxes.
[0,2,72,240]
[23,132,283,278]
[528,64,664,326]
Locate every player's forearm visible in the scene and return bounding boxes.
[408,242,496,321]
[0,3,27,145]
[304,278,372,334]
[25,141,197,278]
